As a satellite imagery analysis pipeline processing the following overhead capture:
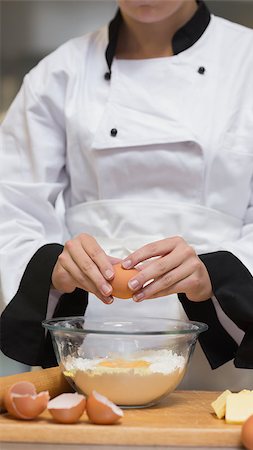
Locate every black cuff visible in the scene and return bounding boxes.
[179,251,253,369]
[0,244,63,366]
[199,251,253,330]
[178,294,238,369]
[234,325,253,369]
[0,244,89,367]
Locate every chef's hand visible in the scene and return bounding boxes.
[52,233,120,304]
[122,237,213,302]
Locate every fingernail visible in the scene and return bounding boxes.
[105,269,114,279]
[122,259,132,269]
[128,279,139,290]
[105,297,114,304]
[133,292,144,302]
[101,284,112,295]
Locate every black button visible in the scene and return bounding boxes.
[110,128,117,137]
[104,72,111,80]
[198,66,205,75]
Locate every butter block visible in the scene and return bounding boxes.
[211,390,232,419]
[225,392,253,424]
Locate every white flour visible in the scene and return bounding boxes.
[64,350,186,406]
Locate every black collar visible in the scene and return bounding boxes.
[105,1,210,79]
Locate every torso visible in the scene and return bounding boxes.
[29,14,253,388]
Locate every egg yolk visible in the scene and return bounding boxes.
[97,359,150,369]
[63,370,75,378]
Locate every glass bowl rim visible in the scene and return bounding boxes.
[42,316,208,336]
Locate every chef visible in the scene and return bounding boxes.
[0,0,253,388]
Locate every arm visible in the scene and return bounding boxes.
[0,63,81,366]
[180,250,253,369]
[190,180,253,368]
[120,190,253,370]
[0,73,68,306]
[0,61,120,366]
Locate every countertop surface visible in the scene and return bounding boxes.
[0,390,243,448]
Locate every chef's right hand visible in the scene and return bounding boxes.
[51,233,117,304]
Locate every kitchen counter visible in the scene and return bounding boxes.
[0,391,242,449]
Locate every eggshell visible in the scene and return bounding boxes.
[48,393,86,424]
[86,390,124,425]
[4,381,49,420]
[241,415,253,450]
[110,263,139,299]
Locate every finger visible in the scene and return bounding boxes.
[52,263,77,293]
[108,255,123,265]
[59,251,102,294]
[134,261,152,271]
[122,236,184,269]
[59,253,114,304]
[139,273,202,301]
[63,241,113,297]
[132,260,194,302]
[79,234,115,280]
[91,289,114,305]
[127,249,185,292]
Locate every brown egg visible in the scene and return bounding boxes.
[4,381,49,420]
[241,415,253,450]
[86,390,124,425]
[48,393,86,424]
[110,263,139,299]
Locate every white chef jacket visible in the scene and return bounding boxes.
[0,4,253,387]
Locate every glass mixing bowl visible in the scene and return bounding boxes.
[43,316,207,408]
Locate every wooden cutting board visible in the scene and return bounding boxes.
[0,391,242,447]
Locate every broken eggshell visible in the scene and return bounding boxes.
[4,381,49,420]
[47,392,86,424]
[86,390,124,425]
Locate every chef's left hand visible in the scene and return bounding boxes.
[122,236,213,302]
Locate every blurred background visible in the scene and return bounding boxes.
[1,0,253,119]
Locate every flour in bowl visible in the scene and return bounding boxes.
[64,349,186,406]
